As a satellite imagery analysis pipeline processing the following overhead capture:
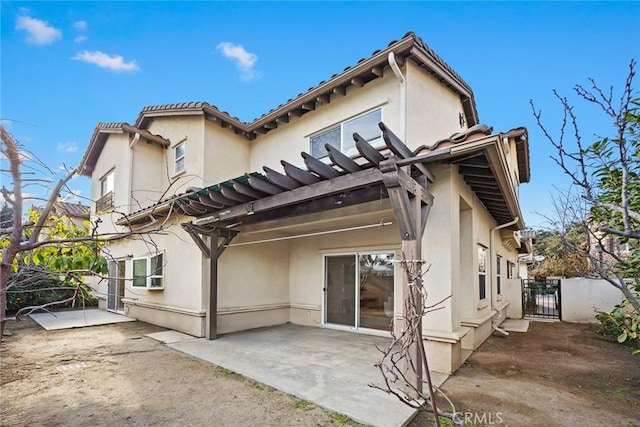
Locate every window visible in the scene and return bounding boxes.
[478,245,487,300]
[507,261,516,279]
[174,143,185,173]
[325,251,394,331]
[496,255,502,295]
[132,253,164,289]
[97,170,115,211]
[310,108,382,158]
[100,170,114,197]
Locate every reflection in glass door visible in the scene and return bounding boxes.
[325,252,394,331]
[107,260,126,312]
[325,255,356,327]
[359,254,394,330]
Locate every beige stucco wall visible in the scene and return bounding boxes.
[405,60,468,147]
[146,116,205,195]
[91,132,131,229]
[561,278,626,322]
[203,121,251,184]
[86,55,528,375]
[130,138,168,211]
[249,71,402,172]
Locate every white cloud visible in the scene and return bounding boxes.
[73,20,87,42]
[73,20,87,31]
[60,190,82,202]
[216,41,260,81]
[57,142,78,153]
[73,51,140,73]
[15,14,62,45]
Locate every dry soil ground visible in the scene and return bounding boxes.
[1,318,638,427]
[0,319,349,427]
[412,321,639,427]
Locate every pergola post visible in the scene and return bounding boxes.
[207,229,220,340]
[381,157,433,398]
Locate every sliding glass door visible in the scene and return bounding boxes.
[325,252,394,331]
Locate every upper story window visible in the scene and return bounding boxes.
[97,169,114,212]
[310,108,382,158]
[100,169,114,197]
[174,143,185,173]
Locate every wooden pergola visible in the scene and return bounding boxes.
[176,123,435,340]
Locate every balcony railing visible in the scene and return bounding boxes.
[96,192,114,212]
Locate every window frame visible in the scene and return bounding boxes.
[507,260,516,279]
[99,169,115,197]
[477,245,487,301]
[174,143,185,174]
[309,107,383,159]
[496,255,502,295]
[132,252,165,290]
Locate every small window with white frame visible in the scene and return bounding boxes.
[310,108,382,158]
[478,245,487,300]
[174,143,185,174]
[132,252,164,290]
[496,255,502,295]
[99,169,114,197]
[507,260,516,279]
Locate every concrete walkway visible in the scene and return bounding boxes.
[163,324,446,427]
[29,309,135,330]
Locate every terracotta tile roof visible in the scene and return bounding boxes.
[35,201,90,219]
[128,31,478,138]
[53,201,90,219]
[82,32,483,176]
[79,122,171,176]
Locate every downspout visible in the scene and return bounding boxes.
[388,52,406,142]
[490,216,519,336]
[128,132,141,215]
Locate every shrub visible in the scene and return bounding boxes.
[596,299,640,354]
[6,276,97,314]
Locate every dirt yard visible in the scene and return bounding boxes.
[0,318,350,427]
[1,318,638,427]
[413,321,640,426]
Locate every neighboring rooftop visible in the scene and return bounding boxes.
[36,201,90,219]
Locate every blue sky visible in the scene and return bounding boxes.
[1,1,639,228]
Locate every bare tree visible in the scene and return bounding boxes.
[531,59,639,313]
[370,255,465,427]
[0,125,173,342]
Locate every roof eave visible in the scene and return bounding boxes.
[249,37,416,132]
[79,124,171,177]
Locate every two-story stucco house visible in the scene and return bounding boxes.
[79,32,531,374]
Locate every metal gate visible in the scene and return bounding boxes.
[522,279,561,319]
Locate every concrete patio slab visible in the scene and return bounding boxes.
[146,330,197,344]
[29,309,135,331]
[169,324,441,427]
[499,318,530,333]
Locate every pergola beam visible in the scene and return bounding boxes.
[195,167,384,226]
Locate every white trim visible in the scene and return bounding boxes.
[132,251,165,290]
[218,303,289,315]
[122,298,206,316]
[174,142,185,174]
[322,323,391,338]
[308,106,385,158]
[322,250,396,335]
[422,327,472,344]
[303,100,389,138]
